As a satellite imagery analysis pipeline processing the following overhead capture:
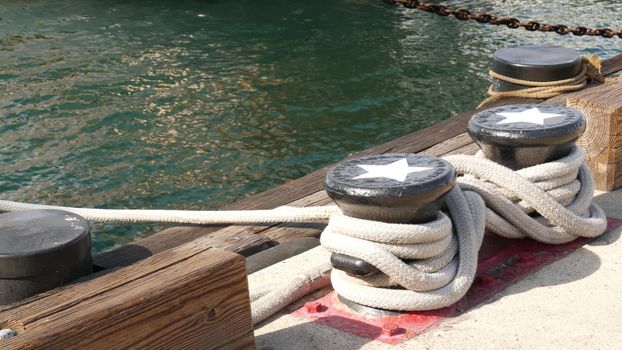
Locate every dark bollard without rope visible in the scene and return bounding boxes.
[491,45,582,93]
[324,153,455,277]
[0,209,93,304]
[468,103,586,169]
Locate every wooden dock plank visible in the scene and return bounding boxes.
[93,54,622,270]
[0,247,254,350]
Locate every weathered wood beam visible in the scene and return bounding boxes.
[0,247,254,350]
[568,79,622,190]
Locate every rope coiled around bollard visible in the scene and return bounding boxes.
[322,187,486,311]
[444,146,607,244]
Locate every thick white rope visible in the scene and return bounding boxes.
[444,146,607,244]
[0,200,338,224]
[249,246,332,324]
[0,329,16,340]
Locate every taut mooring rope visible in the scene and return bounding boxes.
[0,201,338,224]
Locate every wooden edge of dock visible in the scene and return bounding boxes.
[0,245,255,350]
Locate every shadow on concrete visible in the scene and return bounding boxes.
[494,247,601,301]
[483,189,622,301]
[591,190,622,246]
[590,221,622,247]
[255,317,372,350]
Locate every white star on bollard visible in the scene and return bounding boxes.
[352,158,432,183]
[495,107,563,126]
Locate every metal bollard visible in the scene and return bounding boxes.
[490,45,582,93]
[324,153,456,281]
[0,209,93,304]
[468,103,585,169]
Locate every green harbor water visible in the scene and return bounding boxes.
[1,0,620,253]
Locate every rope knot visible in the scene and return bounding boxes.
[583,54,607,83]
[0,329,16,340]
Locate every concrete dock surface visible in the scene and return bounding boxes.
[254,189,622,349]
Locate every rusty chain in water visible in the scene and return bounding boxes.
[383,0,622,39]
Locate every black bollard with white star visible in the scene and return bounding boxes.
[324,153,456,277]
[468,103,586,169]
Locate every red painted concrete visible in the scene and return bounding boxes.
[293,218,622,344]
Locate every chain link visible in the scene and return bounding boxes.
[383,0,622,39]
